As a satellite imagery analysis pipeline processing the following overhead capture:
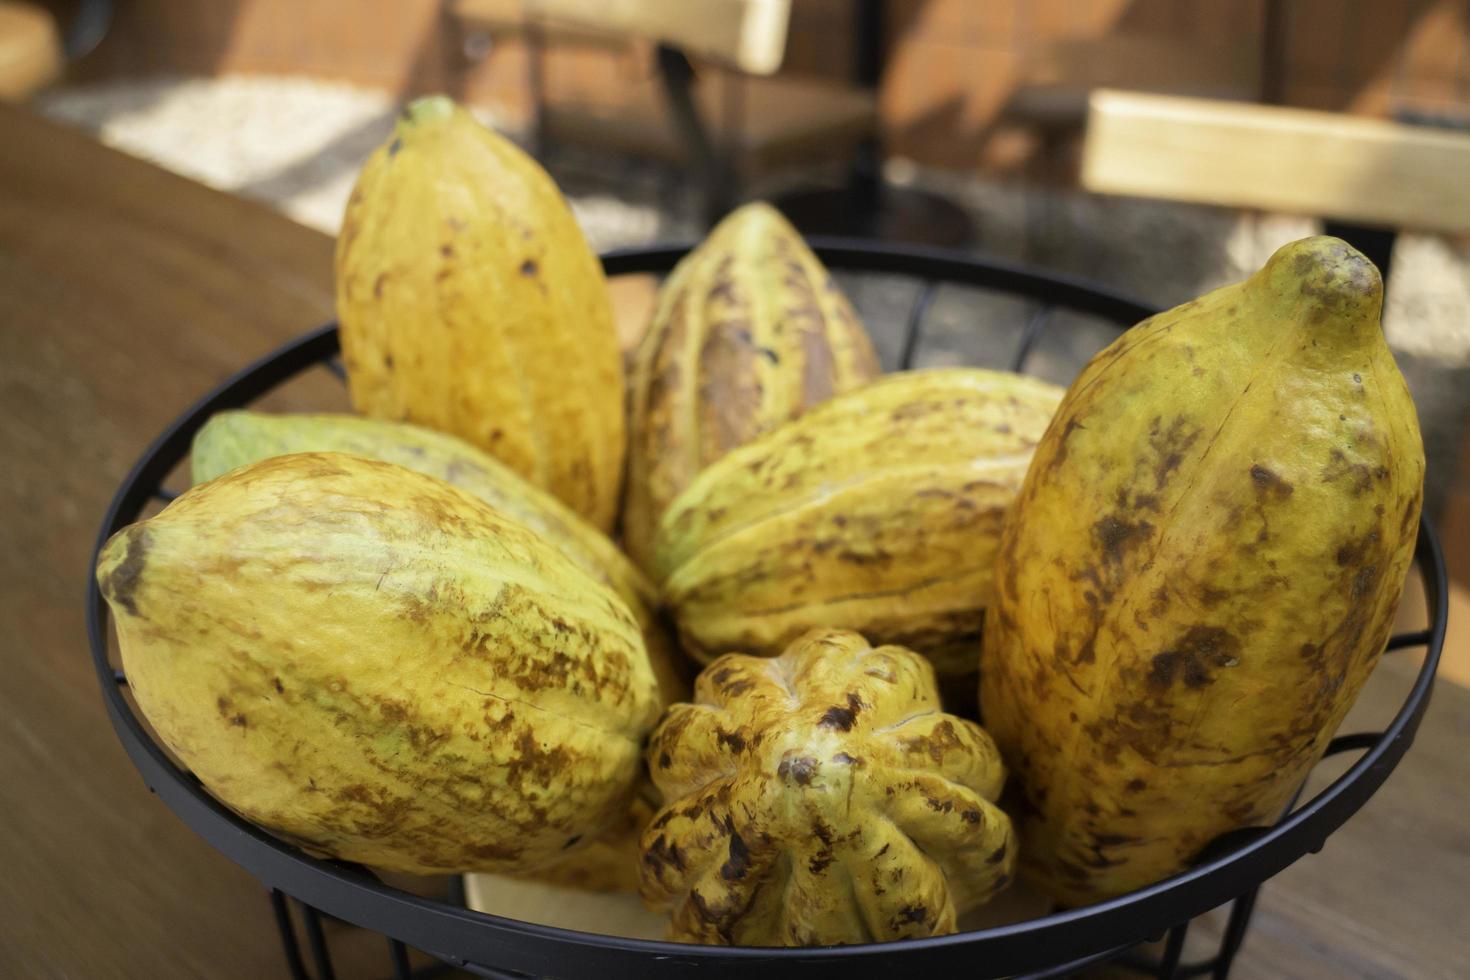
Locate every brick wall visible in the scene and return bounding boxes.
[67,0,1470,174]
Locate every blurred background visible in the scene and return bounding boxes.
[6,0,1470,664]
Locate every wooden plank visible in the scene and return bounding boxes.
[1011,34,1261,125]
[448,0,632,47]
[0,102,344,979]
[452,0,793,74]
[541,70,873,170]
[1081,89,1470,234]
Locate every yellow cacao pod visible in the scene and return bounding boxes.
[96,453,661,875]
[622,202,880,570]
[336,95,625,531]
[655,368,1064,674]
[191,411,688,708]
[640,629,1016,945]
[981,237,1425,906]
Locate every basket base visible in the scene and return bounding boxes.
[464,873,666,940]
[460,871,1057,944]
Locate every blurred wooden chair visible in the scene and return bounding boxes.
[999,27,1267,260]
[449,0,875,225]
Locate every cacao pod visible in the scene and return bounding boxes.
[96,453,661,875]
[981,237,1425,905]
[622,202,880,570]
[336,95,625,531]
[191,410,688,707]
[641,629,1016,945]
[655,368,1064,674]
[504,792,657,893]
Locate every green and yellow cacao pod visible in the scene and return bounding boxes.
[191,410,688,707]
[622,202,880,571]
[654,368,1064,674]
[96,452,661,875]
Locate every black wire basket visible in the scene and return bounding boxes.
[86,240,1447,980]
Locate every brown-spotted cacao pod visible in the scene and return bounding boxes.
[96,452,661,875]
[191,410,688,708]
[640,629,1016,945]
[503,792,657,893]
[654,368,1064,675]
[981,237,1425,906]
[622,201,880,571]
[336,95,625,531]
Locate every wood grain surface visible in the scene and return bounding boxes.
[1,102,1466,979]
[1082,89,1470,235]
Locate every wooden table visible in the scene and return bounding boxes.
[1,102,1466,979]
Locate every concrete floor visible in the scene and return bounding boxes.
[34,73,1470,520]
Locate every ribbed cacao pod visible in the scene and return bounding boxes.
[640,629,1016,945]
[655,368,1063,675]
[622,202,880,570]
